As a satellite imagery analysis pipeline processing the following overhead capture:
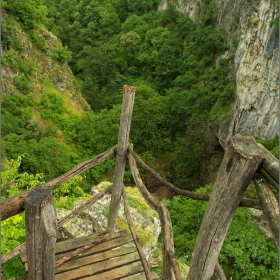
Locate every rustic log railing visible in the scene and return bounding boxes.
[1,84,279,280]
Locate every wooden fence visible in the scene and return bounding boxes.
[1,85,279,280]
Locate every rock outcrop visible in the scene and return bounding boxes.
[57,182,161,259]
[159,0,279,147]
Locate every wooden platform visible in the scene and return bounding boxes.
[20,231,159,279]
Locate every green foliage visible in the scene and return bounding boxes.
[1,156,45,199]
[165,185,279,278]
[14,75,32,94]
[52,45,72,63]
[164,113,216,189]
[256,135,279,159]
[1,50,19,70]
[3,0,48,29]
[30,30,49,51]
[1,156,45,279]
[1,93,80,181]
[39,91,66,122]
[196,0,219,26]
[270,0,279,32]
[130,83,172,156]
[1,19,13,49]
[53,175,90,209]
[164,185,212,259]
[220,210,279,279]
[1,215,26,279]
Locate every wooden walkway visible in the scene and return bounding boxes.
[20,231,159,280]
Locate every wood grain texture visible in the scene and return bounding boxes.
[122,187,152,279]
[128,144,182,280]
[55,251,140,280]
[257,143,279,184]
[108,85,135,234]
[25,187,57,280]
[187,133,263,280]
[253,174,279,247]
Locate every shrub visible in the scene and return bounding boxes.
[14,76,32,94]
[52,45,72,63]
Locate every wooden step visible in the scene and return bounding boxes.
[20,231,159,279]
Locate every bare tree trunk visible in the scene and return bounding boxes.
[25,187,57,279]
[107,85,135,234]
[187,133,263,280]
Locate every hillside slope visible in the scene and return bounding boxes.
[1,7,92,180]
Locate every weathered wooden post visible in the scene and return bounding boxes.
[25,186,57,279]
[187,133,263,280]
[107,85,135,234]
[253,174,279,247]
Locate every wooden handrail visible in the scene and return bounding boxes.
[128,144,182,280]
[1,145,117,221]
[128,145,262,210]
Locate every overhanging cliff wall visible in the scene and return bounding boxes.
[159,0,279,148]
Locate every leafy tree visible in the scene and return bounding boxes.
[3,0,48,29]
[164,113,215,189]
[130,83,171,155]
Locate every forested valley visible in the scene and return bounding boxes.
[1,0,279,279]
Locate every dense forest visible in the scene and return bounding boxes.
[1,0,279,279]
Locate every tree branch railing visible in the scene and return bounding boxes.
[1,145,117,221]
[128,144,182,280]
[128,145,262,210]
[1,83,279,280]
[1,185,115,264]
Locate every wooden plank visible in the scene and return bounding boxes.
[55,251,140,280]
[108,85,135,234]
[187,133,263,280]
[55,233,109,269]
[81,261,144,280]
[6,186,113,265]
[122,271,160,280]
[55,233,133,261]
[25,187,57,280]
[55,243,137,273]
[21,231,131,263]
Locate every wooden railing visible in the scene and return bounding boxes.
[1,85,279,280]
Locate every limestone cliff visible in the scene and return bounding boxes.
[159,0,279,148]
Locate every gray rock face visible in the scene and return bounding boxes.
[218,0,279,147]
[159,0,279,147]
[57,182,161,259]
